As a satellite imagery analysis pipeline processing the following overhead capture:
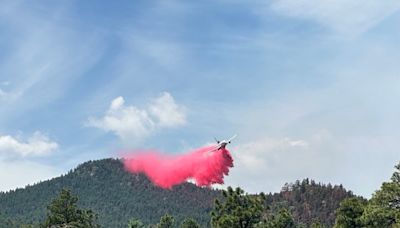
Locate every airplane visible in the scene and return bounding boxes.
[212,134,237,151]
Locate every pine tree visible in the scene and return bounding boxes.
[261,208,296,228]
[333,197,366,228]
[360,162,400,227]
[310,221,326,228]
[128,218,145,228]
[391,163,400,183]
[361,182,400,227]
[42,188,99,228]
[180,217,200,228]
[157,214,175,228]
[211,186,264,228]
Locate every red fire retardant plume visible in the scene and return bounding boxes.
[123,145,234,189]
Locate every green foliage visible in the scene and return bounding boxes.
[310,221,326,228]
[180,217,200,228]
[333,197,366,228]
[0,159,370,228]
[256,208,297,228]
[128,218,145,228]
[295,224,307,228]
[391,163,400,183]
[266,179,355,227]
[0,213,18,228]
[0,159,218,227]
[361,182,400,227]
[20,225,40,228]
[272,209,296,228]
[260,208,296,228]
[211,186,264,228]
[42,188,100,228]
[333,161,400,228]
[359,162,400,227]
[157,214,175,228]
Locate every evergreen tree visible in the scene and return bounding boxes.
[0,213,18,228]
[261,208,296,228]
[391,163,400,183]
[157,214,175,228]
[310,221,326,228]
[333,197,366,228]
[42,188,99,228]
[273,209,296,228]
[211,186,264,228]
[180,217,200,228]
[128,218,145,228]
[361,182,400,227]
[360,162,400,227]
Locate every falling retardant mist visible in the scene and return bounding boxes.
[123,145,234,189]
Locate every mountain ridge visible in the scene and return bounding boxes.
[0,158,220,227]
[0,158,355,227]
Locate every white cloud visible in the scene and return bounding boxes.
[0,132,58,157]
[149,92,186,127]
[88,96,155,142]
[87,92,186,144]
[270,0,400,37]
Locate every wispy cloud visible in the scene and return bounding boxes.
[270,0,400,37]
[87,92,186,145]
[224,133,337,194]
[0,132,58,157]
[0,1,105,123]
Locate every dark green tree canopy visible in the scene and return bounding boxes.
[128,218,145,228]
[361,181,400,227]
[310,221,326,228]
[333,197,366,228]
[261,208,296,228]
[180,217,200,228]
[43,188,99,228]
[157,214,175,228]
[334,161,400,228]
[211,186,264,228]
[360,162,400,227]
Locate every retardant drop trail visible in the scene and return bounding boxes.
[123,145,234,189]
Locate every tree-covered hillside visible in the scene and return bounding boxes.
[0,159,356,227]
[265,179,355,227]
[0,159,219,227]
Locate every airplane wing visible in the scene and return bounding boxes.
[228,134,237,142]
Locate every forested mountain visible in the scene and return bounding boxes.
[265,179,355,227]
[0,159,355,227]
[0,159,219,227]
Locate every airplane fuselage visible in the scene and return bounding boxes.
[218,141,228,150]
[213,135,236,151]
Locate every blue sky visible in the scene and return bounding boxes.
[1,0,400,198]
